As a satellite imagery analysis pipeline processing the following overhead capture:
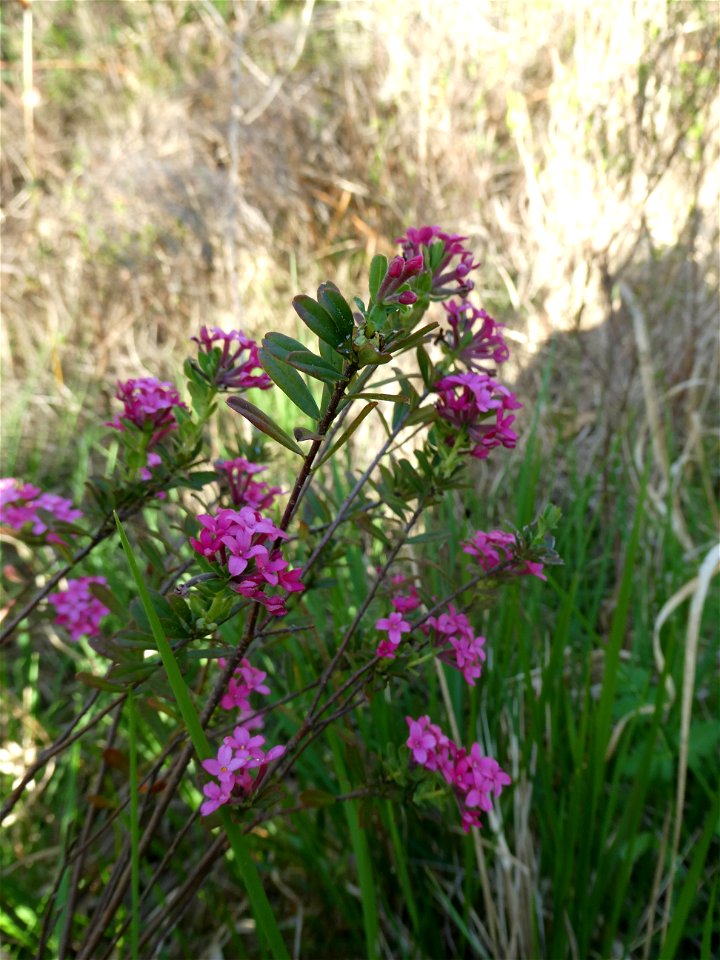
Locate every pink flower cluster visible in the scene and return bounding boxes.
[375,611,412,658]
[0,478,83,544]
[463,529,546,580]
[435,371,522,460]
[189,506,304,615]
[442,299,510,372]
[200,724,286,816]
[48,576,110,641]
[406,715,511,831]
[396,225,479,298]
[192,327,272,391]
[106,377,187,445]
[219,655,270,727]
[215,457,282,510]
[375,253,425,306]
[425,604,487,686]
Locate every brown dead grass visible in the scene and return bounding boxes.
[1,0,718,494]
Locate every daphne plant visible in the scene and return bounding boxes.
[0,224,560,956]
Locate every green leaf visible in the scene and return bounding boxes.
[292,295,344,349]
[285,351,344,384]
[416,345,433,388]
[317,281,355,339]
[76,671,125,692]
[390,320,439,353]
[369,254,388,301]
[226,396,303,455]
[263,332,310,359]
[315,401,378,468]
[259,348,321,420]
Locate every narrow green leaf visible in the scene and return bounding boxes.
[369,254,388,301]
[390,320,439,352]
[75,672,125,692]
[292,295,343,348]
[317,281,355,338]
[315,402,378,468]
[416,345,433,388]
[226,396,303,455]
[263,332,309,357]
[285,351,344,383]
[349,392,410,404]
[258,348,321,421]
[663,787,720,959]
[127,691,140,960]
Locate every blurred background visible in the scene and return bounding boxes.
[1,2,719,958]
[2,0,717,491]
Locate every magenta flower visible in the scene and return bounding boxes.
[435,372,522,460]
[406,716,437,765]
[201,744,245,783]
[426,605,487,686]
[376,611,411,647]
[404,716,511,832]
[48,577,110,642]
[106,377,187,446]
[192,327,272,391]
[219,657,271,713]
[463,528,546,580]
[200,781,232,816]
[396,225,480,298]
[375,253,425,305]
[442,300,510,371]
[215,457,282,510]
[0,479,83,544]
[200,720,287,815]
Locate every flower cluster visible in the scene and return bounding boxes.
[106,377,187,445]
[219,656,270,729]
[189,506,304,615]
[396,225,479,298]
[215,457,282,510]
[192,327,272,391]
[200,724,286,816]
[463,529,546,580]
[425,605,487,685]
[375,611,412,658]
[375,254,425,306]
[0,478,83,544]
[48,576,110,641]
[406,715,511,831]
[442,299,510,372]
[435,371,522,460]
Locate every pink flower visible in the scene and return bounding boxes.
[0,479,83,544]
[404,716,511,832]
[396,225,480,298]
[435,373,521,460]
[192,327,272,391]
[200,781,231,816]
[442,300,510,371]
[200,720,287,815]
[375,254,425,305]
[215,457,283,510]
[106,377,187,445]
[462,528,546,580]
[48,577,110,641]
[201,744,245,783]
[375,611,411,647]
[406,716,437,765]
[426,605,487,686]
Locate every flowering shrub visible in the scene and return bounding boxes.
[1,225,560,952]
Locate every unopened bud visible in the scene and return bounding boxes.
[397,290,418,305]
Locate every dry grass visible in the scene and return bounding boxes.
[2,0,718,480]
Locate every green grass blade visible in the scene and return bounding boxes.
[663,786,720,959]
[114,513,289,960]
[328,729,379,960]
[127,691,140,960]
